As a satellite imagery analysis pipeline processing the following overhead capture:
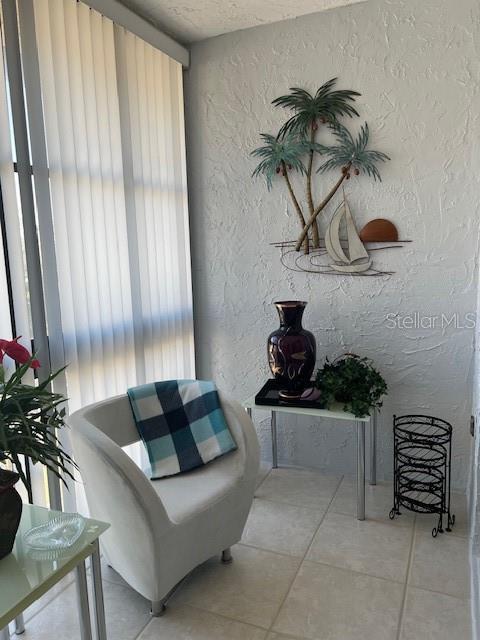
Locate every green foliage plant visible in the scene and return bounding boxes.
[315,354,387,418]
[0,339,75,500]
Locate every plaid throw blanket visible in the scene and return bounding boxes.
[127,380,237,479]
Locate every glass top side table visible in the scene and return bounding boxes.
[243,397,376,520]
[0,504,109,640]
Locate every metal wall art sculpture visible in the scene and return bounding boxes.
[251,79,408,276]
[273,191,409,277]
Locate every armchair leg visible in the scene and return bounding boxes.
[221,548,233,564]
[150,576,190,618]
[151,600,167,617]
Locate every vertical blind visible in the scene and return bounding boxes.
[115,27,193,387]
[0,0,194,508]
[0,37,30,346]
[31,0,195,413]
[0,21,50,506]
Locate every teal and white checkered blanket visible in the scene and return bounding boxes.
[127,379,237,479]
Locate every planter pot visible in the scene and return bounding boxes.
[0,469,23,560]
[267,300,316,399]
[335,391,352,404]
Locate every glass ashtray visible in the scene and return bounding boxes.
[24,513,86,550]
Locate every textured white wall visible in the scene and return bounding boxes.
[185,0,480,489]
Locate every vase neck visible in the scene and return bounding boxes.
[275,302,306,330]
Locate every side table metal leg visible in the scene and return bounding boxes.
[91,539,107,640]
[76,560,93,640]
[0,626,10,640]
[370,410,377,486]
[356,420,366,521]
[14,613,25,634]
[271,410,278,469]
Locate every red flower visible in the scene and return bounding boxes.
[0,337,40,369]
[0,339,8,363]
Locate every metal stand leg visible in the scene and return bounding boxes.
[356,421,365,521]
[271,411,278,469]
[75,560,93,640]
[14,614,25,634]
[0,626,10,640]
[91,540,107,640]
[221,548,233,564]
[369,411,377,486]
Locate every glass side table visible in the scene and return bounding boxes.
[243,397,376,520]
[0,504,109,640]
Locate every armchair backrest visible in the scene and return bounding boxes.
[79,394,140,447]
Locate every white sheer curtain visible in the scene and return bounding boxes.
[31,0,195,417]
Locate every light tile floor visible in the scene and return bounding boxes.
[7,466,472,640]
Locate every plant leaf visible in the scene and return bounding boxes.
[317,121,390,181]
[272,79,361,138]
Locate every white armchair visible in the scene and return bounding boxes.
[68,391,259,615]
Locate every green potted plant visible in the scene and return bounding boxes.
[0,337,75,559]
[315,353,387,418]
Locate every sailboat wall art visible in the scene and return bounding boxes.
[325,194,371,273]
[251,78,408,277]
[273,192,408,277]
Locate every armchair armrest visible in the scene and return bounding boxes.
[219,394,260,483]
[69,412,173,600]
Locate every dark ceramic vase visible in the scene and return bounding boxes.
[267,301,316,399]
[0,469,23,560]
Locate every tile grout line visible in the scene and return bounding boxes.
[257,467,273,487]
[253,494,334,511]
[238,538,414,587]
[238,540,310,560]
[133,614,157,640]
[285,554,412,586]
[20,576,75,626]
[395,515,417,640]
[402,583,472,601]
[179,603,274,636]
[266,473,345,635]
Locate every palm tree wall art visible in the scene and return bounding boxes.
[251,78,404,276]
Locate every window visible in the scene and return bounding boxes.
[0,0,194,509]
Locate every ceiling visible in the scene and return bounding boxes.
[120,0,366,44]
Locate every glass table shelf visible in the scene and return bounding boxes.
[0,504,109,639]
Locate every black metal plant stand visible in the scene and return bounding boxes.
[389,415,455,537]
